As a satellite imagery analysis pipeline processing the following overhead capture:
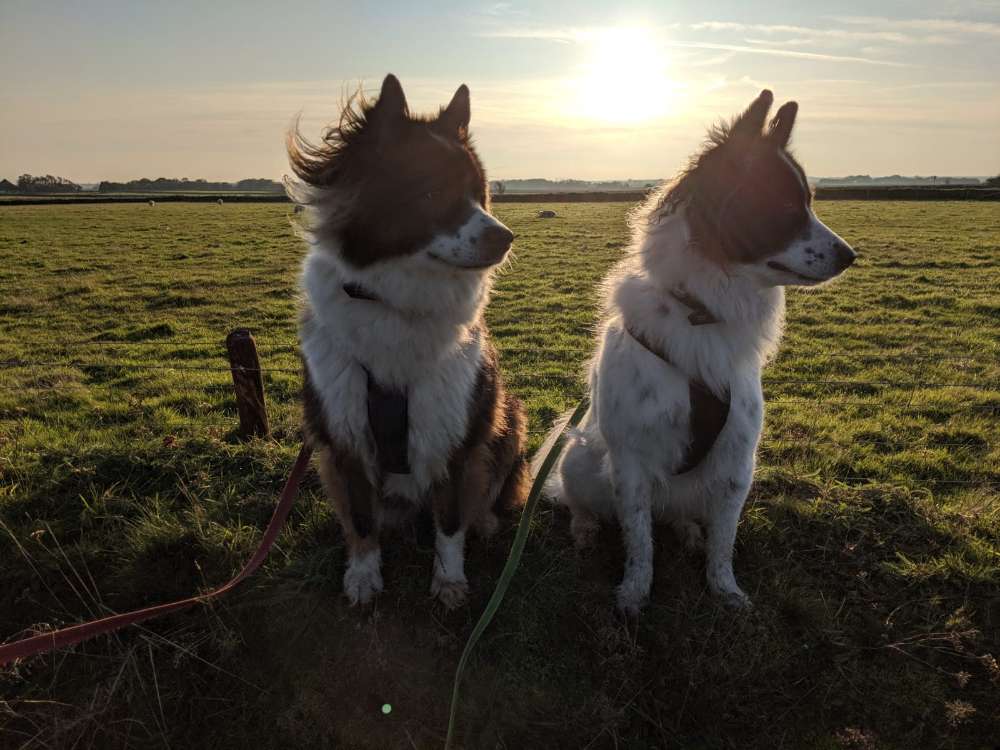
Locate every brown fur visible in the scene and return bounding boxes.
[647,90,812,267]
[430,347,529,539]
[286,76,489,269]
[315,446,380,562]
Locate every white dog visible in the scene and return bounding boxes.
[545,90,856,613]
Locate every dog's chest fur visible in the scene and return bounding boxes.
[591,212,784,488]
[300,248,485,498]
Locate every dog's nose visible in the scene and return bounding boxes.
[832,241,856,271]
[480,225,515,260]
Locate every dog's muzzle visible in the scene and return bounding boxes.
[832,241,857,272]
[478,225,515,265]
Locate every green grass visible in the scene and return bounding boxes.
[1,201,998,749]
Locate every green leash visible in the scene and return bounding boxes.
[444,397,590,750]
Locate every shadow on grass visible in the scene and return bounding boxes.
[5,461,999,748]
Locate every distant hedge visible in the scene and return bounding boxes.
[2,186,998,206]
[812,186,1000,201]
[491,187,1000,202]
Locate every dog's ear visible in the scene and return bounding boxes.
[730,89,773,139]
[438,84,471,138]
[767,101,798,148]
[370,74,409,134]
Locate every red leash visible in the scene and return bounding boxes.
[0,444,313,667]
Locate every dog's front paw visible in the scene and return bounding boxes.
[431,573,469,609]
[343,553,383,606]
[707,562,751,610]
[709,582,751,610]
[720,589,752,610]
[615,579,649,616]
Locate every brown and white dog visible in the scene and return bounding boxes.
[288,75,529,608]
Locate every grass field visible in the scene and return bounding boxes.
[1,201,998,749]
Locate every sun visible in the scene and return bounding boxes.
[570,27,679,124]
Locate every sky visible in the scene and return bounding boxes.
[1,0,999,182]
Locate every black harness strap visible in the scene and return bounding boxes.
[626,325,730,475]
[365,369,410,474]
[343,283,411,475]
[682,378,730,474]
[343,282,380,302]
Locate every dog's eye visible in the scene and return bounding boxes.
[423,190,441,202]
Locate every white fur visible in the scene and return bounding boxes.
[343,548,382,605]
[301,246,488,493]
[551,201,853,613]
[431,529,469,609]
[300,214,510,603]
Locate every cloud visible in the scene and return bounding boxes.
[744,36,817,47]
[690,21,955,45]
[683,51,737,67]
[664,41,911,67]
[481,2,529,18]
[834,16,1000,38]
[476,24,910,66]
[475,26,588,42]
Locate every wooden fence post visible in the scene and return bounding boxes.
[226,328,269,438]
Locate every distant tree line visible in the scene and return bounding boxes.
[16,174,82,193]
[97,177,284,193]
[816,174,985,187]
[5,172,997,195]
[494,178,657,193]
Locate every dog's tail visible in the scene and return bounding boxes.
[530,407,581,502]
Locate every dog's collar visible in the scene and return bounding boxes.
[669,287,719,326]
[343,282,381,303]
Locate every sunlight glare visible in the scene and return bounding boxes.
[570,27,679,124]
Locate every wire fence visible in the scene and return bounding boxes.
[2,360,999,398]
[1,339,997,491]
[1,337,997,359]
